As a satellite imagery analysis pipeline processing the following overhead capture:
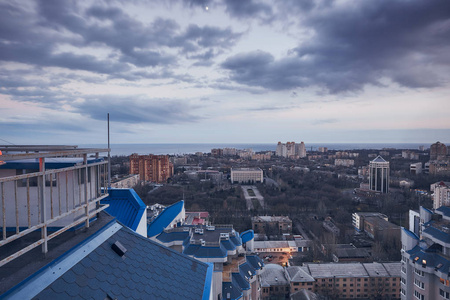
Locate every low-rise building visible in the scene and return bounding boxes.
[252,216,293,235]
[335,159,355,167]
[261,262,401,299]
[231,168,263,184]
[110,174,140,188]
[410,162,422,174]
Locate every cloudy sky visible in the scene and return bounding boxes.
[1,0,450,145]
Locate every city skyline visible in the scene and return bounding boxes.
[1,0,450,144]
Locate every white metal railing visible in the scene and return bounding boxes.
[0,147,110,267]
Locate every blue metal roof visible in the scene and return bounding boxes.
[184,243,228,258]
[239,262,256,279]
[222,282,243,300]
[230,234,242,247]
[407,245,450,274]
[148,200,184,237]
[156,231,190,244]
[436,206,450,218]
[232,272,250,290]
[0,157,104,170]
[240,230,254,244]
[7,221,211,300]
[246,255,264,270]
[102,189,146,232]
[423,226,450,244]
[221,239,237,251]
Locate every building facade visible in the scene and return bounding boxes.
[401,206,450,300]
[252,216,292,235]
[431,181,450,209]
[231,168,263,184]
[369,156,390,193]
[430,141,448,160]
[129,153,173,183]
[276,141,306,158]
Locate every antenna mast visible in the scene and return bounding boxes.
[107,113,111,188]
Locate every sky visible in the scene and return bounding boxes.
[1,0,450,145]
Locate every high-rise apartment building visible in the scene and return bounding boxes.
[401,206,450,300]
[431,181,450,209]
[276,141,306,158]
[129,154,173,183]
[369,156,389,193]
[430,141,448,160]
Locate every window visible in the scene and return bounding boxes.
[401,288,406,295]
[414,268,425,276]
[440,289,450,299]
[401,277,406,285]
[414,278,424,289]
[414,290,425,300]
[401,266,407,274]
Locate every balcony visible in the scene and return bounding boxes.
[0,146,110,267]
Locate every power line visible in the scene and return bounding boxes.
[0,138,16,145]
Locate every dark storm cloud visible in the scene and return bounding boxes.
[73,96,200,124]
[0,1,242,81]
[222,0,273,22]
[222,0,450,93]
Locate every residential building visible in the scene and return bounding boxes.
[0,146,213,299]
[261,262,401,299]
[363,216,400,241]
[148,201,265,300]
[223,148,237,156]
[335,159,355,167]
[401,206,450,300]
[431,181,450,209]
[369,156,390,193]
[402,150,419,160]
[250,240,312,254]
[211,148,224,157]
[231,168,263,184]
[410,162,423,175]
[110,174,140,188]
[430,141,448,160]
[252,216,292,235]
[129,153,173,183]
[261,264,290,300]
[276,141,306,158]
[352,212,388,232]
[318,147,327,153]
[429,160,450,175]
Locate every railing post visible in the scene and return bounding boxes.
[84,154,89,228]
[39,157,47,254]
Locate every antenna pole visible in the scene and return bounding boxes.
[107,113,111,188]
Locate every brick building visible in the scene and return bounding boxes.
[129,154,173,183]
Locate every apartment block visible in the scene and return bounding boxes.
[401,206,450,300]
[129,153,173,183]
[260,262,401,299]
[252,216,292,234]
[431,181,450,209]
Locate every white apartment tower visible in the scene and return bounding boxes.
[401,206,450,300]
[276,141,306,158]
[431,181,450,209]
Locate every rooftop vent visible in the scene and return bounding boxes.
[111,241,127,257]
[206,225,215,231]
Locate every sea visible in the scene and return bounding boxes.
[80,143,429,157]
